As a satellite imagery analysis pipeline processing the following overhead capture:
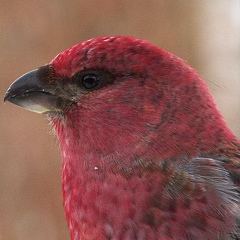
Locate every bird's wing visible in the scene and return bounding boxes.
[132,157,240,239]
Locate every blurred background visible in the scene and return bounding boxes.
[0,1,240,239]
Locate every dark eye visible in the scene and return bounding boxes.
[82,74,100,89]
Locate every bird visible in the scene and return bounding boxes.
[4,36,240,240]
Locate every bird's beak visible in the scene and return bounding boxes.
[4,67,65,114]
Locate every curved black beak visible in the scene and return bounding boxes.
[4,67,65,114]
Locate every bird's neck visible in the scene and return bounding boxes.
[51,110,237,240]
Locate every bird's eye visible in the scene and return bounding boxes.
[82,74,100,89]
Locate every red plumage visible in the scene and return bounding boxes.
[5,36,240,239]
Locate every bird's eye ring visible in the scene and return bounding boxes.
[82,74,100,89]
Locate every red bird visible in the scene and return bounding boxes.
[4,36,240,240]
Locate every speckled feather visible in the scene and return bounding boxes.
[43,36,240,239]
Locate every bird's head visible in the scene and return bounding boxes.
[4,36,234,162]
[4,36,197,114]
